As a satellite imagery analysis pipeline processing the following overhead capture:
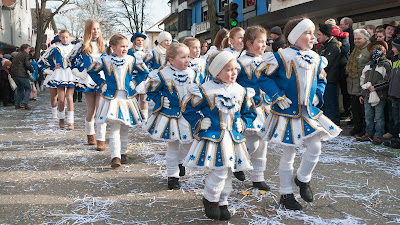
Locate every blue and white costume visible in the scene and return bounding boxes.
[237,52,272,184]
[182,80,256,172]
[146,45,166,70]
[189,57,207,85]
[38,44,57,88]
[127,47,152,94]
[69,41,106,92]
[144,65,195,144]
[259,46,341,196]
[223,45,245,58]
[86,54,149,160]
[259,47,341,146]
[42,43,76,87]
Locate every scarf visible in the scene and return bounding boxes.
[346,46,361,79]
[154,45,166,55]
[370,49,383,67]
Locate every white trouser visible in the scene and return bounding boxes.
[204,168,233,206]
[141,109,148,121]
[58,110,65,120]
[166,141,191,178]
[279,134,322,194]
[52,107,58,119]
[109,123,129,159]
[67,111,74,124]
[245,134,268,182]
[85,120,107,141]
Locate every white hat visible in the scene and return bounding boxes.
[157,31,172,43]
[287,19,315,45]
[208,51,236,78]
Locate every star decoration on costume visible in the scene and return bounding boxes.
[261,128,266,132]
[238,159,242,164]
[207,155,211,160]
[274,133,278,138]
[257,125,261,128]
[329,126,334,130]
[183,135,187,139]
[189,155,195,161]
[298,134,301,139]
[229,156,233,161]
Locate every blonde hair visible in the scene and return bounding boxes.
[131,35,146,53]
[59,29,70,36]
[229,27,245,39]
[106,34,128,55]
[243,25,267,50]
[160,43,188,69]
[82,19,105,55]
[183,37,200,48]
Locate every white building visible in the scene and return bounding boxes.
[0,0,33,52]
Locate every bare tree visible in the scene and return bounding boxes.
[105,0,148,35]
[34,0,72,59]
[207,0,219,44]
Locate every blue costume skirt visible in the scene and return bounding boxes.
[143,112,193,144]
[259,106,342,146]
[96,91,143,127]
[75,70,103,93]
[246,102,271,133]
[183,131,253,171]
[48,68,77,88]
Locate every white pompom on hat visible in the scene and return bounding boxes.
[208,51,237,78]
[157,31,172,43]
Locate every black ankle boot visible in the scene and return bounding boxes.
[219,205,231,220]
[179,164,186,176]
[202,197,220,219]
[168,177,180,190]
[294,176,313,202]
[233,171,245,181]
[280,194,303,210]
[253,181,271,191]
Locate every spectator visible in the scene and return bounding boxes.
[269,26,285,52]
[200,39,209,56]
[10,44,35,110]
[340,17,355,52]
[0,50,4,67]
[0,60,13,106]
[376,30,386,42]
[346,29,371,136]
[385,37,400,148]
[317,24,341,125]
[364,24,376,42]
[384,20,399,61]
[357,41,391,145]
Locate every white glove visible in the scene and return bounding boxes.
[71,68,88,80]
[236,119,243,133]
[312,94,319,106]
[130,81,136,90]
[200,117,212,130]
[163,97,170,109]
[43,69,53,75]
[276,97,292,110]
[101,84,107,93]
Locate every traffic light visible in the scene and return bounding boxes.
[230,3,239,28]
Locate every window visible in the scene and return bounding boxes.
[18,19,22,37]
[20,0,23,8]
[243,0,255,8]
[178,9,192,31]
[202,6,208,22]
[28,28,31,41]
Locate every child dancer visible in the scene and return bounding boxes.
[39,35,60,119]
[205,29,229,59]
[183,37,207,85]
[147,31,172,70]
[42,30,76,129]
[223,27,245,58]
[128,32,152,121]
[74,34,149,168]
[236,25,271,190]
[144,43,195,190]
[69,19,108,150]
[182,51,256,220]
[259,18,341,210]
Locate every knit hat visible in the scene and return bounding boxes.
[208,51,236,78]
[270,26,282,35]
[392,37,400,52]
[157,31,172,43]
[131,32,147,42]
[325,18,337,27]
[319,24,332,37]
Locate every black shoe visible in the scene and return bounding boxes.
[202,197,220,220]
[294,176,313,202]
[340,111,351,120]
[280,194,303,210]
[253,181,271,191]
[350,128,363,136]
[121,154,127,164]
[233,171,245,181]
[219,205,231,220]
[179,164,185,176]
[389,138,400,149]
[167,177,180,190]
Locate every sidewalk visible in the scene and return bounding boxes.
[0,90,399,224]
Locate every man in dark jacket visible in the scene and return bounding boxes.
[340,17,354,53]
[10,44,35,109]
[269,26,285,52]
[317,24,341,125]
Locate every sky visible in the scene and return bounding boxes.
[30,0,170,31]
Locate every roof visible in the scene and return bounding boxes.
[31,9,58,32]
[145,15,169,33]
